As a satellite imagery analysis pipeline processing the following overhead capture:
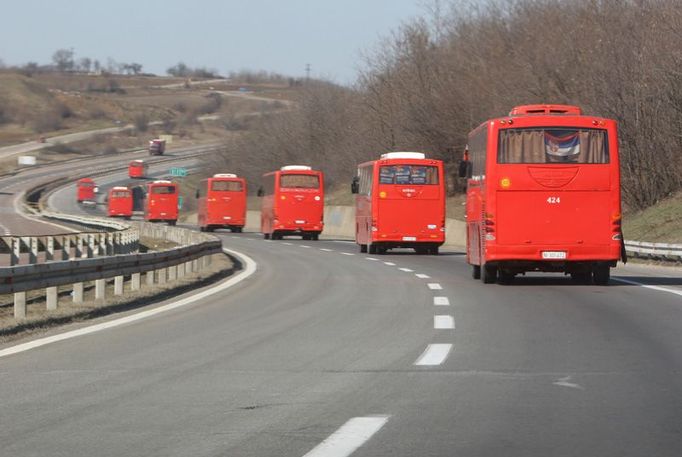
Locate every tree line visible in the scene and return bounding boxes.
[219,0,682,210]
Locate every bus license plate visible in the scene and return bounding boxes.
[402,236,417,241]
[295,220,306,224]
[542,251,567,259]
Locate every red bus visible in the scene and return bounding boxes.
[76,178,97,203]
[107,186,133,219]
[259,165,324,240]
[196,173,247,232]
[351,152,445,255]
[145,180,178,225]
[459,104,624,285]
[129,160,148,179]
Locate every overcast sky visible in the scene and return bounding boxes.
[0,0,427,84]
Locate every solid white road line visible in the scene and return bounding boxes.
[612,277,682,298]
[414,344,452,366]
[399,268,414,272]
[415,273,430,279]
[433,296,450,306]
[427,283,443,290]
[302,416,390,457]
[341,252,354,256]
[365,257,379,261]
[434,315,455,329]
[0,248,257,359]
[384,262,396,266]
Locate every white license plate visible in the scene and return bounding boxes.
[402,236,417,241]
[223,216,231,220]
[542,251,567,259]
[295,220,306,224]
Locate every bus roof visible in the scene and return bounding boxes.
[111,186,129,191]
[509,104,582,116]
[131,159,145,163]
[151,180,173,184]
[213,173,238,178]
[380,152,426,160]
[281,165,311,171]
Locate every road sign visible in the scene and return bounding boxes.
[170,167,188,177]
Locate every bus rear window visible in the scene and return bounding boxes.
[151,186,176,194]
[379,165,439,185]
[280,174,319,189]
[111,191,130,198]
[498,128,609,164]
[211,180,243,192]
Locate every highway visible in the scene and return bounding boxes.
[0,157,681,456]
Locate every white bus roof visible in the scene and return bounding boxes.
[111,186,129,190]
[380,152,426,160]
[281,165,312,171]
[152,180,172,184]
[213,173,238,178]
[131,159,144,163]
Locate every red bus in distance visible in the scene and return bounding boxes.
[196,173,247,232]
[107,186,133,219]
[459,104,624,285]
[259,165,324,240]
[145,180,178,226]
[129,160,148,179]
[76,178,97,203]
[352,152,445,254]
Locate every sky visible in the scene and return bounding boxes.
[0,0,428,85]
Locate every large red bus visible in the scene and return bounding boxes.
[351,152,445,254]
[196,173,247,232]
[128,160,148,179]
[107,186,133,219]
[459,104,624,285]
[76,178,97,203]
[259,165,324,240]
[145,180,178,225]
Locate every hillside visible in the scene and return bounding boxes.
[623,191,682,243]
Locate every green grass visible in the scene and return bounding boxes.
[623,191,682,243]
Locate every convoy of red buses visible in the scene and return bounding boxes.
[196,173,247,232]
[128,160,148,179]
[259,165,324,240]
[107,186,133,219]
[76,178,97,203]
[459,104,623,285]
[145,180,178,225]
[352,152,445,254]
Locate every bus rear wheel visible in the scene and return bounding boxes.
[593,264,610,285]
[481,264,498,284]
[264,233,270,240]
[472,265,481,279]
[368,244,377,254]
[498,270,515,284]
[168,220,176,226]
[359,244,367,253]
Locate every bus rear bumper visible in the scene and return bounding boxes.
[485,244,621,271]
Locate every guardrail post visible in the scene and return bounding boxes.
[14,292,26,319]
[185,260,194,274]
[61,236,70,260]
[46,286,58,310]
[76,235,84,258]
[114,276,124,295]
[168,265,177,281]
[192,259,199,272]
[72,283,84,303]
[177,261,185,278]
[11,238,20,266]
[158,268,167,284]
[29,237,38,264]
[205,253,213,267]
[107,233,114,256]
[95,278,106,301]
[131,273,141,291]
[46,236,54,261]
[146,270,155,286]
[86,234,94,258]
[99,234,107,257]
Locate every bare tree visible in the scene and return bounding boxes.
[52,48,75,72]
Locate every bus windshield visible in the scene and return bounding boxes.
[280,174,319,189]
[379,165,439,185]
[498,128,609,164]
[211,180,243,192]
[151,186,176,194]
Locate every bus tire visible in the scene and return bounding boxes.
[168,220,177,226]
[481,264,497,284]
[359,244,367,253]
[498,270,515,284]
[472,265,481,279]
[200,226,205,232]
[415,247,428,255]
[312,233,319,241]
[264,233,270,240]
[593,264,610,285]
[430,246,439,255]
[368,244,377,254]
[236,227,243,233]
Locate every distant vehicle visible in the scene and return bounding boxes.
[459,104,624,285]
[149,138,166,156]
[128,160,148,178]
[258,165,324,240]
[76,178,96,203]
[145,180,178,225]
[107,186,133,219]
[351,152,445,255]
[196,173,247,232]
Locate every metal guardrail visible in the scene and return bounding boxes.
[625,240,682,262]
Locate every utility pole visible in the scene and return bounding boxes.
[305,63,311,81]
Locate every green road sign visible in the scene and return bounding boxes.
[170,167,188,177]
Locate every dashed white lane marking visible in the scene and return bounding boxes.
[415,273,430,279]
[399,268,414,272]
[0,248,257,359]
[414,344,452,366]
[302,415,390,457]
[612,277,682,298]
[433,296,450,306]
[283,242,293,245]
[340,252,354,256]
[427,283,442,290]
[230,236,240,239]
[384,262,395,266]
[434,315,455,329]
[320,248,334,252]
[365,257,379,261]
[553,376,584,390]
[300,245,311,248]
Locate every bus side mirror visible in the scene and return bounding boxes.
[257,186,264,197]
[351,176,359,194]
[458,160,472,178]
[195,189,199,199]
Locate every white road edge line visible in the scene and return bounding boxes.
[612,277,682,298]
[427,283,442,290]
[384,262,396,266]
[302,416,390,457]
[320,248,334,252]
[399,268,414,272]
[0,248,257,359]
[365,257,379,261]
[340,252,354,256]
[433,296,450,306]
[434,315,455,329]
[415,273,430,279]
[414,343,452,366]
